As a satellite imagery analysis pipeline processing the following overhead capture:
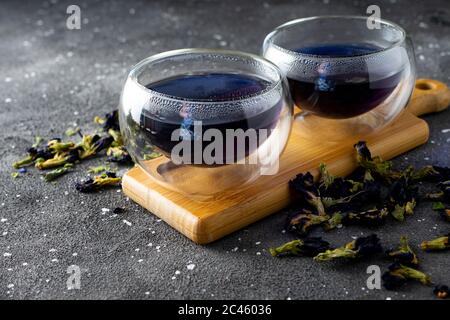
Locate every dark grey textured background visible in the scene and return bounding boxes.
[0,0,449,300]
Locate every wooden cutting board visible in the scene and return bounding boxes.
[122,79,450,244]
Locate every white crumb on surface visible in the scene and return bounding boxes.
[186,263,195,270]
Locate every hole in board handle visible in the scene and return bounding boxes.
[415,81,436,91]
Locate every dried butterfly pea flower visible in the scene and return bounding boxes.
[440,209,450,222]
[420,234,450,251]
[107,128,123,146]
[390,202,416,222]
[313,234,382,262]
[318,163,335,190]
[13,153,36,169]
[77,134,113,160]
[413,165,450,183]
[382,263,432,290]
[87,165,110,174]
[12,136,55,169]
[12,109,133,188]
[321,190,368,210]
[289,173,327,216]
[324,184,382,220]
[432,202,450,222]
[343,207,389,226]
[323,212,342,231]
[47,139,75,153]
[95,110,120,131]
[35,149,79,170]
[107,146,133,165]
[432,202,446,210]
[43,163,73,182]
[387,174,418,221]
[386,236,419,266]
[75,171,121,193]
[13,145,53,169]
[270,237,330,257]
[426,191,445,200]
[434,285,450,299]
[431,166,450,181]
[314,245,357,261]
[354,141,400,181]
[286,209,330,237]
[318,163,363,198]
[426,185,449,203]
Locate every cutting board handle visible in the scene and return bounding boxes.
[408,79,450,117]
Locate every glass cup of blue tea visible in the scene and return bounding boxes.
[262,16,416,141]
[119,49,293,200]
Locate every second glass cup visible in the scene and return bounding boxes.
[263,16,416,141]
[119,49,293,200]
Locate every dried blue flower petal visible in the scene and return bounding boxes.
[387,174,418,221]
[107,146,133,165]
[286,208,330,237]
[420,233,450,251]
[75,172,121,193]
[314,234,382,262]
[343,207,388,226]
[434,285,450,299]
[386,236,419,266]
[382,262,431,290]
[43,163,73,182]
[270,237,330,257]
[95,110,120,131]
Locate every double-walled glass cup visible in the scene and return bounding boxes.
[263,16,416,141]
[119,49,293,200]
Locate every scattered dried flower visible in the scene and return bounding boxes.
[75,172,121,193]
[270,237,330,257]
[43,163,73,182]
[382,263,431,290]
[420,234,450,251]
[433,285,450,299]
[314,234,382,262]
[386,236,419,266]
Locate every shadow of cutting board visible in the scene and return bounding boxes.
[123,79,450,244]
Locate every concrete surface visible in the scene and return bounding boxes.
[0,0,449,300]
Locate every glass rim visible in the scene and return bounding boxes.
[127,48,284,105]
[263,15,407,60]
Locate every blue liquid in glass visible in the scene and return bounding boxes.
[288,43,403,119]
[141,73,282,162]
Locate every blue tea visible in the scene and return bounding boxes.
[141,73,282,162]
[288,43,403,119]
